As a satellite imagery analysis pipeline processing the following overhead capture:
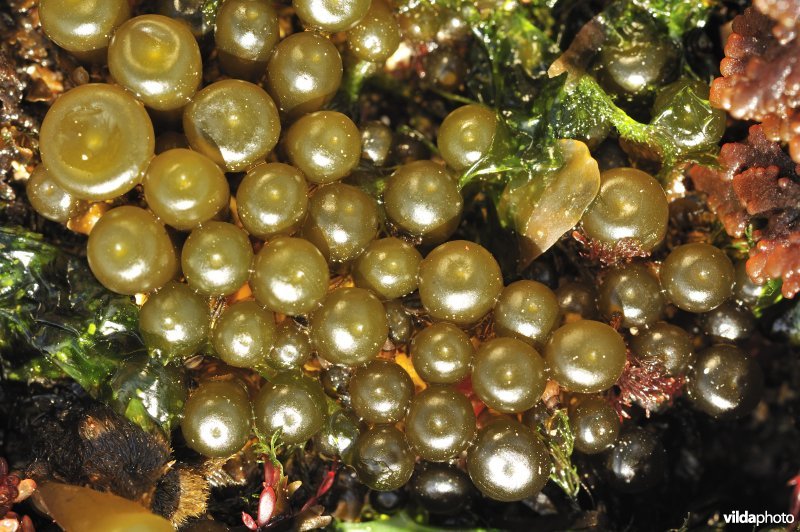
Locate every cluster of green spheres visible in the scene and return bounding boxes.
[30,0,764,512]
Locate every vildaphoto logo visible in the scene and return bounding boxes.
[722,510,795,525]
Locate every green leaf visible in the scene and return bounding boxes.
[537,409,581,499]
[630,0,715,39]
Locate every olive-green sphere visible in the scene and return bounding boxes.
[598,263,665,328]
[581,167,668,252]
[181,222,253,296]
[352,425,415,491]
[347,0,401,63]
[473,337,547,413]
[184,79,281,172]
[236,163,309,239]
[26,164,84,223]
[316,409,361,464]
[266,32,343,118]
[569,395,620,454]
[410,322,474,384]
[266,319,313,371]
[605,427,667,493]
[630,322,694,376]
[293,0,371,32]
[349,360,414,423]
[39,0,130,61]
[253,375,326,444]
[154,131,190,153]
[353,238,422,300]
[556,281,599,320]
[212,300,276,369]
[437,104,497,172]
[360,121,394,166]
[397,4,441,42]
[215,0,279,80]
[181,379,252,458]
[418,240,503,326]
[302,183,379,263]
[143,149,229,231]
[108,15,202,111]
[660,243,735,313]
[285,111,361,184]
[311,287,389,366]
[87,206,177,295]
[405,386,476,461]
[139,281,209,360]
[545,320,627,393]
[686,344,763,418]
[40,84,154,201]
[466,419,550,502]
[385,300,413,345]
[251,236,329,315]
[383,161,463,245]
[493,280,560,348]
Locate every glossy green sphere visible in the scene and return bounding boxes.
[26,164,84,223]
[405,386,476,461]
[215,0,279,80]
[467,419,550,502]
[397,4,441,42]
[556,281,599,320]
[360,121,394,166]
[597,19,678,99]
[686,344,763,418]
[39,0,130,61]
[418,240,503,326]
[212,301,276,369]
[733,260,764,308]
[40,84,154,201]
[383,161,463,245]
[606,427,667,493]
[569,395,620,454]
[87,206,177,295]
[385,300,413,345]
[472,337,547,413]
[581,167,668,252]
[139,281,209,360]
[410,322,474,384]
[181,222,253,296]
[254,375,326,444]
[349,360,414,423]
[545,320,627,393]
[411,464,472,515]
[181,380,252,458]
[236,163,309,239]
[251,236,329,315]
[630,322,694,375]
[598,263,665,328]
[660,243,735,313]
[352,238,422,300]
[266,319,313,370]
[183,79,281,172]
[437,105,497,172]
[352,425,415,491]
[493,280,560,348]
[266,32,343,118]
[347,0,401,63]
[294,0,370,31]
[302,183,379,263]
[108,15,202,111]
[702,301,755,343]
[316,409,361,464]
[285,111,361,184]
[143,149,229,231]
[311,287,389,366]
